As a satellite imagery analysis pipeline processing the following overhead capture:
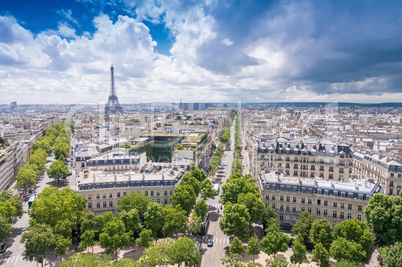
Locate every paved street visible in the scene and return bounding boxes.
[0,155,61,267]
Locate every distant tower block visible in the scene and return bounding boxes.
[105,65,123,114]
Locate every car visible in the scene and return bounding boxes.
[218,198,221,203]
[25,194,31,201]
[18,189,24,195]
[207,239,213,247]
[29,186,34,193]
[0,243,7,253]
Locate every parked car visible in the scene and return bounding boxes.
[29,186,35,193]
[25,194,31,201]
[18,189,24,195]
[0,243,7,253]
[207,239,213,247]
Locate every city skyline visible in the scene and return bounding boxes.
[1,0,402,104]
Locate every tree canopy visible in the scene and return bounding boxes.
[291,211,314,245]
[309,219,333,250]
[219,203,250,241]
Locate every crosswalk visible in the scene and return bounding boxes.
[208,204,222,209]
[201,236,231,244]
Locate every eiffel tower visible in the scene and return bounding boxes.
[105,65,123,114]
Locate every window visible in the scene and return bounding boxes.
[294,164,298,169]
[164,191,167,196]
[88,194,92,200]
[340,212,344,219]
[280,205,284,211]
[329,167,334,172]
[348,204,352,210]
[151,191,154,196]
[301,206,305,212]
[347,213,352,219]
[324,200,328,206]
[103,201,106,208]
[317,200,321,205]
[292,206,297,212]
[308,199,312,205]
[286,163,290,168]
[390,181,394,186]
[339,168,344,173]
[294,171,298,176]
[341,203,344,209]
[96,194,100,199]
[333,202,337,208]
[308,207,312,213]
[157,199,160,203]
[123,192,126,196]
[333,211,337,218]
[117,192,121,198]
[286,205,290,212]
[109,193,113,198]
[145,191,148,196]
[272,203,276,209]
[164,199,168,205]
[170,191,173,195]
[324,209,328,216]
[317,208,321,215]
[266,195,269,200]
[279,214,283,221]
[319,166,324,171]
[88,202,92,209]
[286,196,290,202]
[329,174,333,179]
[301,198,305,204]
[272,195,276,200]
[293,197,297,203]
[311,165,315,171]
[96,202,100,209]
[357,214,362,221]
[358,205,362,212]
[103,194,106,199]
[280,195,284,201]
[390,189,393,195]
[109,201,113,208]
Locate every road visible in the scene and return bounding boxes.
[0,155,62,267]
[200,121,235,267]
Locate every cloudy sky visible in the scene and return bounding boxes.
[1,0,402,104]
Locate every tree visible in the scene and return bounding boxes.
[291,211,314,245]
[32,138,52,155]
[221,174,259,205]
[0,215,13,240]
[220,252,244,267]
[0,191,23,219]
[187,212,201,235]
[15,165,37,194]
[81,211,97,233]
[61,253,112,267]
[330,237,366,264]
[180,174,201,196]
[144,202,164,237]
[261,230,290,256]
[99,219,133,260]
[379,242,402,267]
[141,239,173,267]
[54,235,72,258]
[28,150,47,171]
[230,237,245,255]
[117,191,151,216]
[162,204,188,238]
[95,211,115,231]
[262,205,281,233]
[290,234,307,265]
[238,192,264,225]
[195,199,208,219]
[79,230,97,252]
[47,160,69,184]
[311,243,330,267]
[200,178,217,200]
[0,200,17,223]
[246,235,260,263]
[333,219,373,256]
[265,257,289,267]
[169,236,202,267]
[170,184,197,214]
[219,203,250,241]
[117,208,142,236]
[190,163,207,182]
[364,193,402,246]
[309,219,333,250]
[21,224,55,267]
[136,229,153,249]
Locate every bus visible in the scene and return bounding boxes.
[28,194,38,208]
[213,184,220,194]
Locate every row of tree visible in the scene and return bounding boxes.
[232,112,242,175]
[0,190,23,241]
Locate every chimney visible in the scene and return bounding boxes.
[142,173,145,181]
[114,174,117,182]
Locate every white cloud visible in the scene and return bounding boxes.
[221,38,233,46]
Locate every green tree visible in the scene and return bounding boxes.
[364,193,402,246]
[311,243,330,267]
[61,253,112,267]
[47,160,69,184]
[379,242,402,267]
[95,211,116,232]
[32,138,52,155]
[0,200,17,223]
[187,212,201,235]
[190,163,207,182]
[246,235,260,263]
[136,229,153,249]
[170,184,197,214]
[28,150,47,171]
[220,252,244,267]
[219,203,250,241]
[0,191,23,219]
[162,204,188,238]
[169,236,202,267]
[79,230,97,252]
[0,215,13,240]
[15,165,37,195]
[141,239,173,267]
[200,178,217,200]
[265,257,289,267]
[333,219,373,256]
[238,192,264,225]
[144,202,164,237]
[99,219,133,260]
[21,224,56,267]
[195,199,208,219]
[81,211,97,233]
[221,174,259,205]
[230,237,245,255]
[290,234,307,265]
[291,211,314,245]
[309,219,333,250]
[261,230,290,257]
[117,208,142,236]
[262,205,281,233]
[117,191,151,215]
[180,174,201,196]
[330,237,367,264]
[54,235,72,258]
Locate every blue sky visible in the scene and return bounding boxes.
[1,0,402,104]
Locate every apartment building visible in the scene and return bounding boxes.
[353,152,402,196]
[76,167,184,215]
[252,138,353,182]
[0,142,29,191]
[85,150,147,174]
[259,171,382,228]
